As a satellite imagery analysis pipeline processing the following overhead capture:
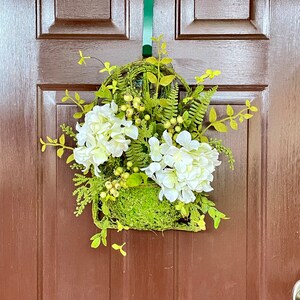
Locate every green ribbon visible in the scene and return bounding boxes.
[142,0,153,57]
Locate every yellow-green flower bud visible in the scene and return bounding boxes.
[135,118,141,125]
[144,114,150,121]
[139,105,145,112]
[133,167,139,173]
[100,192,106,199]
[115,183,121,190]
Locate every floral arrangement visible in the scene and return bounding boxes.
[40,35,257,256]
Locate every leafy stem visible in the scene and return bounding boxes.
[200,107,250,136]
[40,135,74,161]
[155,39,161,96]
[62,90,84,111]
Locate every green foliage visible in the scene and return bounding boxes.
[161,84,179,123]
[200,100,259,136]
[100,62,117,75]
[60,124,77,141]
[40,134,73,163]
[40,35,259,254]
[209,139,235,170]
[77,50,90,65]
[188,86,218,130]
[73,173,106,216]
[112,243,127,256]
[125,120,155,168]
[107,186,182,230]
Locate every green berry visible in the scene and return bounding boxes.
[126,161,133,168]
[164,121,171,129]
[122,172,130,179]
[105,181,112,190]
[133,167,139,173]
[124,94,133,102]
[133,97,141,103]
[144,114,150,121]
[116,167,123,174]
[120,105,127,111]
[126,108,134,116]
[135,118,141,125]
[110,188,116,195]
[169,128,175,134]
[175,126,181,132]
[170,118,177,125]
[133,101,140,109]
[139,105,145,112]
[112,190,119,197]
[177,116,184,123]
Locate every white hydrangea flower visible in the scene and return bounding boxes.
[73,101,138,176]
[142,130,221,203]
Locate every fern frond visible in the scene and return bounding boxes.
[189,86,217,130]
[125,120,154,167]
[115,67,126,91]
[73,174,105,216]
[161,83,179,123]
[126,140,150,168]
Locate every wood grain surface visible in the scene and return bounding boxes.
[0,0,299,299]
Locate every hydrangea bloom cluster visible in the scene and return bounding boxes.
[142,131,221,203]
[74,101,138,176]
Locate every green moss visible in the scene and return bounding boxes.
[108,186,182,231]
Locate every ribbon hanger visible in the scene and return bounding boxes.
[142,0,153,58]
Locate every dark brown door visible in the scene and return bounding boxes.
[1,0,299,299]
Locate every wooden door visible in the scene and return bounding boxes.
[1,0,299,299]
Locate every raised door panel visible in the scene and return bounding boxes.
[37,0,129,38]
[38,88,111,299]
[196,0,250,19]
[152,1,267,299]
[176,0,269,39]
[38,88,263,300]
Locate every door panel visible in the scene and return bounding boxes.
[176,0,269,39]
[38,0,129,38]
[1,0,300,299]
